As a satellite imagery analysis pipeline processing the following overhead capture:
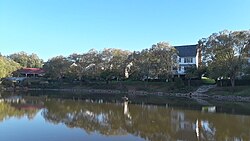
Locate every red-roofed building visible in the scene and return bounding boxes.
[16,68,45,77]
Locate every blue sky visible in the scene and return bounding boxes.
[0,0,250,61]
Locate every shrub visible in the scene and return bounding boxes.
[173,77,184,89]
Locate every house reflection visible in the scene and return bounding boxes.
[1,96,44,111]
[196,119,216,141]
[3,96,25,104]
[202,106,216,113]
[170,111,197,140]
[0,96,42,121]
[171,110,217,141]
[123,101,131,120]
[171,111,195,131]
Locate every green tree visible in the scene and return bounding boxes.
[125,51,142,80]
[126,42,177,81]
[8,52,43,68]
[43,56,71,80]
[68,49,103,82]
[149,42,178,79]
[200,30,250,87]
[0,56,21,78]
[185,65,198,86]
[82,49,102,80]
[67,53,83,80]
[99,48,131,82]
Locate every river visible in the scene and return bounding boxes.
[0,91,250,141]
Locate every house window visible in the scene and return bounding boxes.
[184,66,188,71]
[179,66,182,71]
[179,58,181,63]
[184,57,193,63]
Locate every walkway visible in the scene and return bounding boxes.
[191,85,217,105]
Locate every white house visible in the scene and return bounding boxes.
[124,44,201,78]
[174,45,200,75]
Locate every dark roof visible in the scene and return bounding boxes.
[174,45,197,57]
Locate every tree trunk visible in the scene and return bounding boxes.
[230,74,235,88]
[106,77,109,84]
[188,79,191,87]
[144,74,149,88]
[79,75,82,86]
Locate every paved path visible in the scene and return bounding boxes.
[192,85,217,96]
[191,85,217,105]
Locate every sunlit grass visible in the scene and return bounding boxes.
[201,77,216,84]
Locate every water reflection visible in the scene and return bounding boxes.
[123,101,132,120]
[0,96,40,121]
[196,119,216,140]
[0,95,250,141]
[202,106,216,113]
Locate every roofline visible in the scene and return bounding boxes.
[177,55,197,58]
[174,44,197,47]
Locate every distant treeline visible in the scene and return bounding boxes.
[1,30,250,88]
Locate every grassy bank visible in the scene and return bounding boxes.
[33,80,199,93]
[206,86,250,97]
[1,78,199,94]
[201,77,216,85]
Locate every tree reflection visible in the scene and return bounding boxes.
[0,95,250,141]
[0,101,39,121]
[41,99,250,141]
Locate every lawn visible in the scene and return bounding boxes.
[206,86,250,97]
[201,77,216,85]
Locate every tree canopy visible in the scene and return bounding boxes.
[43,56,71,79]
[41,42,178,82]
[200,30,250,87]
[8,52,43,68]
[0,56,21,78]
[1,30,250,88]
[127,42,178,80]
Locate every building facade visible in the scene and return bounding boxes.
[15,68,45,77]
[174,45,199,75]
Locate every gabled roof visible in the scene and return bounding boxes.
[19,68,45,74]
[174,45,197,57]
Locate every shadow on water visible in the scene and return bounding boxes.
[2,90,250,116]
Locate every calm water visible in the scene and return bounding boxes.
[0,91,250,141]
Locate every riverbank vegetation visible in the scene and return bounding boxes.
[200,30,250,88]
[1,77,198,94]
[0,56,21,78]
[206,86,250,97]
[0,30,250,95]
